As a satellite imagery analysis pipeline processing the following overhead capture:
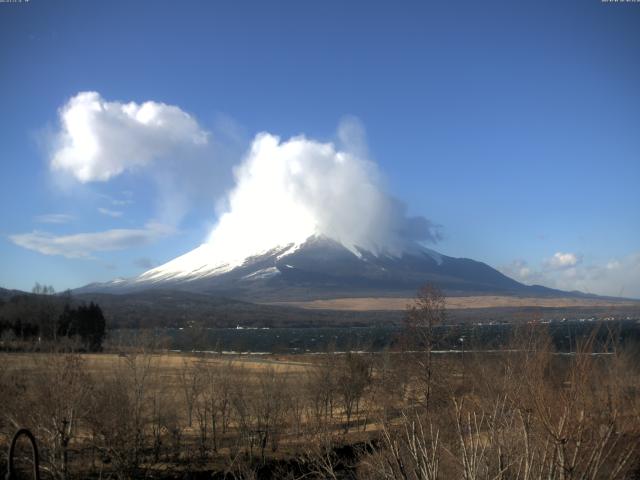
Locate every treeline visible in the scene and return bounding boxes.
[76,290,405,329]
[75,290,640,332]
[0,283,106,351]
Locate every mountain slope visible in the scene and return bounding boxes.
[0,287,27,301]
[78,235,575,301]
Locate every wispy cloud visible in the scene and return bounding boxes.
[133,257,154,269]
[9,222,175,259]
[501,259,540,283]
[98,192,134,207]
[34,213,74,224]
[111,199,133,206]
[98,207,123,218]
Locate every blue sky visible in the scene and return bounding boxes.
[1,0,639,297]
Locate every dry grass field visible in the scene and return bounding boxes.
[0,349,380,478]
[269,295,640,311]
[0,351,313,378]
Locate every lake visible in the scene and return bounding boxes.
[109,319,640,354]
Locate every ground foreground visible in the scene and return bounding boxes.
[1,330,640,479]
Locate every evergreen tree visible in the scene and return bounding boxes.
[57,302,107,351]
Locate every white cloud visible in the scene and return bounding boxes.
[34,213,74,224]
[501,252,640,299]
[111,199,133,206]
[42,98,441,266]
[48,91,240,228]
[9,223,174,259]
[50,91,208,182]
[133,257,154,269]
[501,259,539,282]
[545,252,581,269]
[98,207,123,218]
[606,260,621,270]
[204,122,441,262]
[99,193,134,207]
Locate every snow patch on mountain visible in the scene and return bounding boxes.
[242,267,279,280]
[136,239,308,284]
[422,247,444,265]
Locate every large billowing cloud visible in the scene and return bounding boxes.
[17,94,441,262]
[50,91,208,182]
[204,124,441,261]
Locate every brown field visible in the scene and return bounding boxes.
[0,349,385,478]
[270,295,640,311]
[2,331,640,479]
[0,351,313,375]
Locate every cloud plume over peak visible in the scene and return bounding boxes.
[50,91,208,182]
[205,124,441,260]
[34,93,442,265]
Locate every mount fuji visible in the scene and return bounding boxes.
[74,134,585,302]
[77,234,567,301]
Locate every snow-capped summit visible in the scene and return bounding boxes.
[136,241,303,284]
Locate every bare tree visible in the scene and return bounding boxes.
[363,411,440,480]
[31,282,60,343]
[20,354,91,479]
[306,353,338,431]
[252,367,289,461]
[149,365,180,463]
[178,357,202,427]
[404,284,446,410]
[86,348,158,479]
[336,352,372,432]
[199,359,234,452]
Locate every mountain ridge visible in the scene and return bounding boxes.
[75,235,599,302]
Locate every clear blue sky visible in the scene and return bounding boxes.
[1,0,639,296]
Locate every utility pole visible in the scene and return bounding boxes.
[459,336,465,382]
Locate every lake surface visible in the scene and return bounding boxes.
[110,319,640,354]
